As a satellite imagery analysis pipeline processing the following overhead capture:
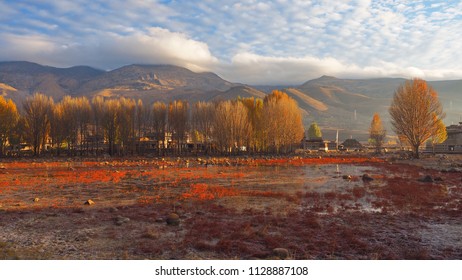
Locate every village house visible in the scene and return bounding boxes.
[428,122,462,153]
[302,136,337,151]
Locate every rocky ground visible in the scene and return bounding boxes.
[0,154,461,259]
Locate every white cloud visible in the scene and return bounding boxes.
[1,0,462,85]
[217,52,462,85]
[0,28,218,72]
[0,34,58,64]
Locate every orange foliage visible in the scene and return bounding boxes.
[180,183,285,201]
[254,157,383,166]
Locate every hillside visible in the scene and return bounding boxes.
[282,76,462,140]
[1,61,461,140]
[0,62,248,104]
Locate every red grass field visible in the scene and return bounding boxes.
[0,155,461,259]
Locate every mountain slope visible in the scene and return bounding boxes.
[284,88,328,112]
[0,62,246,104]
[284,76,462,140]
[1,61,462,140]
[0,61,105,101]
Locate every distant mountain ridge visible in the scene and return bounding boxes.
[1,61,461,140]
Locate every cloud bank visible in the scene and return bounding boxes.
[1,0,462,85]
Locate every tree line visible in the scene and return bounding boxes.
[0,90,305,157]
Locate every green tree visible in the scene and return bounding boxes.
[307,122,322,140]
[389,78,445,158]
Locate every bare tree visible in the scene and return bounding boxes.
[135,99,151,138]
[50,101,66,156]
[74,97,92,155]
[389,78,445,158]
[192,101,215,154]
[22,93,54,156]
[152,101,167,154]
[101,99,120,156]
[168,100,189,155]
[117,97,136,154]
[91,96,105,155]
[134,99,152,154]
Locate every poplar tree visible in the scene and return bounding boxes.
[389,78,445,158]
[369,113,386,154]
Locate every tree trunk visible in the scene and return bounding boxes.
[0,140,4,157]
[414,145,420,159]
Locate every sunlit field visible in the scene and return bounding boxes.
[1,155,461,259]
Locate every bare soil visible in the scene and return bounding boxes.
[0,155,461,259]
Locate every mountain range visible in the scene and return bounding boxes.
[1,61,461,141]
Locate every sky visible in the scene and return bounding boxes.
[1,0,462,85]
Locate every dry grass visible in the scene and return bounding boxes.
[0,156,461,259]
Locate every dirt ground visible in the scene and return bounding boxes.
[0,154,461,259]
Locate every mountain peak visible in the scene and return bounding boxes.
[299,75,340,88]
[319,75,338,79]
[313,75,339,82]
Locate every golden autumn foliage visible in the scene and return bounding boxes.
[369,113,386,154]
[22,93,54,155]
[0,96,19,156]
[240,97,264,152]
[263,90,305,153]
[213,100,251,153]
[2,90,305,156]
[389,78,445,158]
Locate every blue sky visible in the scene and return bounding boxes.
[1,0,461,84]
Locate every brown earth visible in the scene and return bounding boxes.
[0,155,461,259]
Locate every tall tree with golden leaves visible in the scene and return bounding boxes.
[240,97,264,153]
[369,113,386,154]
[212,100,251,154]
[0,96,19,156]
[430,117,447,153]
[389,78,445,158]
[22,93,54,156]
[263,90,304,153]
